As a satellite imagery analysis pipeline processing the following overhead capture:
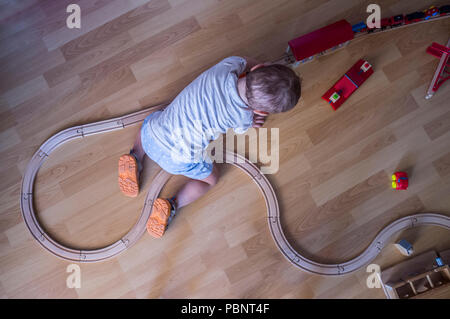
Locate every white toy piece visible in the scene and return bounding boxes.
[394,239,414,256]
[329,92,341,103]
[360,61,372,72]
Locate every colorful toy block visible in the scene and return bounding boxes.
[392,172,408,190]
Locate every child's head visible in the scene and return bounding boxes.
[245,64,301,114]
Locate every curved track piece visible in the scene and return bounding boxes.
[20,105,450,274]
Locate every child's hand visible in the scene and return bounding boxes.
[252,113,267,128]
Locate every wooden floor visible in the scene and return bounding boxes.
[1,0,450,298]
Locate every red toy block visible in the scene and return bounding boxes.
[321,59,374,110]
[392,172,408,190]
[288,20,354,62]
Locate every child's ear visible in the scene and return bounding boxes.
[253,110,269,116]
[250,64,265,72]
[250,62,272,72]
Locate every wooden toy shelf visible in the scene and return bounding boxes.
[380,250,450,299]
[390,266,450,299]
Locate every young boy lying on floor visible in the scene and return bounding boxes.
[118,56,301,238]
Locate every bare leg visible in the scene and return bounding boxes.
[131,129,146,165]
[146,164,219,237]
[175,164,219,208]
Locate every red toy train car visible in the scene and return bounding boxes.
[322,59,374,110]
[354,5,450,34]
[288,20,354,62]
[288,5,450,65]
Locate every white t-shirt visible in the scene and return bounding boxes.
[145,56,254,162]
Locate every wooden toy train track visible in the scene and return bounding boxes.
[20,105,450,275]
